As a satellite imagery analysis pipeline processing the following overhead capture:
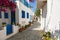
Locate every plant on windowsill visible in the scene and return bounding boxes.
[2,22,6,27]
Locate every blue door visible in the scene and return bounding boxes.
[6,24,13,35]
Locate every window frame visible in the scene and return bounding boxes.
[4,12,8,18]
[27,13,29,18]
[22,10,25,18]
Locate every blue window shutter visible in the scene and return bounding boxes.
[22,10,25,18]
[4,12,8,18]
[0,11,2,18]
[27,13,29,18]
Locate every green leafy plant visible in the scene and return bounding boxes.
[11,22,15,25]
[35,9,40,17]
[42,31,58,40]
[42,32,51,40]
[2,22,6,27]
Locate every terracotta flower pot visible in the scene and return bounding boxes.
[19,28,23,32]
[19,26,25,32]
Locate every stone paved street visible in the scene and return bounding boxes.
[7,22,42,40]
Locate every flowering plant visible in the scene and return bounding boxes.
[0,0,16,12]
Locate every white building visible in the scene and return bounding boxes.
[0,0,34,40]
[37,0,60,39]
[0,0,34,27]
[16,0,34,27]
[37,0,60,32]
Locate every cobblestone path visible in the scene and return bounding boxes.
[7,22,42,40]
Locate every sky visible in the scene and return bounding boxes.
[29,0,36,12]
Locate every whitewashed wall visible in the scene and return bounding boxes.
[0,9,11,27]
[0,0,34,27]
[46,0,60,32]
[16,0,34,27]
[0,25,19,40]
[15,3,19,24]
[41,3,47,30]
[0,0,34,40]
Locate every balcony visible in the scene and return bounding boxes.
[20,0,31,8]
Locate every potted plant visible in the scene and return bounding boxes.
[2,22,6,27]
[19,26,23,32]
[42,32,51,40]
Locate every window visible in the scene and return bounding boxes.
[22,10,25,18]
[4,12,8,18]
[27,13,29,18]
[0,11,2,18]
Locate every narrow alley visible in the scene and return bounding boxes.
[6,22,42,40]
[1,0,60,40]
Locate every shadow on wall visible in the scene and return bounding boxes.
[54,30,60,37]
[42,3,47,18]
[51,29,60,40]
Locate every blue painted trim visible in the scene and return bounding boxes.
[22,10,25,18]
[0,11,2,18]
[6,24,13,35]
[27,13,29,18]
[4,12,8,18]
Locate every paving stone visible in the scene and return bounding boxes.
[6,22,42,40]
